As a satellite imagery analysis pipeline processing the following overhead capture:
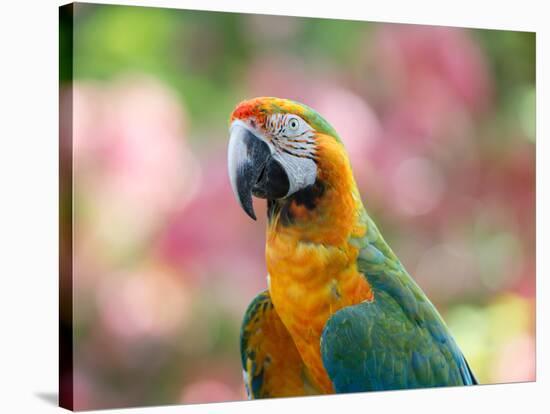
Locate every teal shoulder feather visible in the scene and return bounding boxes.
[321,211,477,392]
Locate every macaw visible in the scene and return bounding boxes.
[227,97,477,398]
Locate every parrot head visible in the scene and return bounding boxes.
[227,97,350,221]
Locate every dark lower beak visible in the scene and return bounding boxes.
[228,123,289,220]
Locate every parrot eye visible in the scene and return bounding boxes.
[282,115,310,138]
[288,117,299,131]
[265,114,314,146]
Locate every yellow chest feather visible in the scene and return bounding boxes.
[266,231,373,393]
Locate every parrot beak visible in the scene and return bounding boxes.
[228,121,289,220]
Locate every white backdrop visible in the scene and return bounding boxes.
[0,0,546,413]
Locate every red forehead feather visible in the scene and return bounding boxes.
[231,102,255,120]
[230,98,268,124]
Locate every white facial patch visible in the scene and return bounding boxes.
[265,113,318,197]
[272,150,317,196]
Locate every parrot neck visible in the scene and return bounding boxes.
[265,135,373,393]
[267,133,364,246]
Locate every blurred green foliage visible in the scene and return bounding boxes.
[62,5,536,137]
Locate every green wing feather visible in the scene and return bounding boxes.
[321,211,477,392]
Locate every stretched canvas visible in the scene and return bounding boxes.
[59,2,536,411]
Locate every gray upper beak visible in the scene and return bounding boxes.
[227,122,272,220]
